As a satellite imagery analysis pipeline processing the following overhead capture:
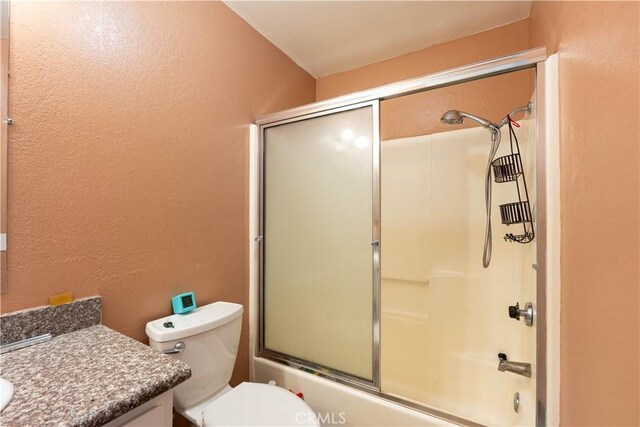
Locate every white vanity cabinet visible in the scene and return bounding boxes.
[103,390,173,427]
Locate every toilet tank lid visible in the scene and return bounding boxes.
[146,301,243,343]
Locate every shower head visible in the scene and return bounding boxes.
[440,110,496,131]
[440,110,464,125]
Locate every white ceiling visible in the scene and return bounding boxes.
[224,1,532,78]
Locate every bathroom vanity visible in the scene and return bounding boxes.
[0,297,191,426]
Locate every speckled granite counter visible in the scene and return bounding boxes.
[0,297,102,346]
[0,325,191,427]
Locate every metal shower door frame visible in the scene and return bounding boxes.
[256,100,382,390]
[254,46,549,427]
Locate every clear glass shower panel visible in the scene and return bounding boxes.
[263,106,374,381]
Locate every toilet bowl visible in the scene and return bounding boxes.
[146,302,318,427]
[203,382,318,426]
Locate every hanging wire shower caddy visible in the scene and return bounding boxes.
[492,114,535,243]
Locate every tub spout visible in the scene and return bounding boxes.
[497,353,532,378]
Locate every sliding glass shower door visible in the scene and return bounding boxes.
[261,102,379,383]
[254,50,546,426]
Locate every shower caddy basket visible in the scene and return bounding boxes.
[491,115,534,243]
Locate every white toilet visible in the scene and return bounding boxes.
[146,302,319,427]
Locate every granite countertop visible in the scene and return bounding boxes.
[0,324,191,427]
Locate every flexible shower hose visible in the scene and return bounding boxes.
[483,128,501,268]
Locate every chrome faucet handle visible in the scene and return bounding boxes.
[497,353,532,378]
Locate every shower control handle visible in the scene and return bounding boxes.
[497,353,532,378]
[508,303,520,319]
[508,302,534,326]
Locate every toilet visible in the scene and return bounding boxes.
[146,302,319,427]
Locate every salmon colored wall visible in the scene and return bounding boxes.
[0,1,315,388]
[315,20,532,141]
[316,19,530,101]
[529,2,639,425]
[3,2,638,424]
[379,69,532,141]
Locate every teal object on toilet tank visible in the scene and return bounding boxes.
[172,292,197,314]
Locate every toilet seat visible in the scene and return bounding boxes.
[203,382,319,427]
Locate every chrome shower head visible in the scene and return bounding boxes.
[440,110,495,130]
[440,110,464,125]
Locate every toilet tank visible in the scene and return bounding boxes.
[146,302,243,410]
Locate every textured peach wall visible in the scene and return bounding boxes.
[0,1,315,387]
[379,69,532,141]
[316,19,530,100]
[529,2,639,425]
[315,20,532,141]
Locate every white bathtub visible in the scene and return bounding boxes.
[250,357,454,427]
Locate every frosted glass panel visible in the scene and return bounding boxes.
[263,106,374,380]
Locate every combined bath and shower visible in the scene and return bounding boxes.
[440,104,531,268]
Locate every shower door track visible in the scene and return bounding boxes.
[255,47,546,126]
[254,46,548,427]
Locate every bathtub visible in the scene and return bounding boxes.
[251,356,454,427]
